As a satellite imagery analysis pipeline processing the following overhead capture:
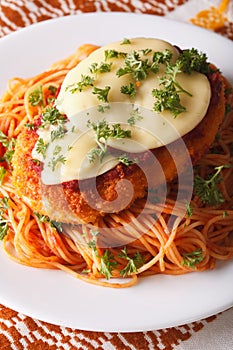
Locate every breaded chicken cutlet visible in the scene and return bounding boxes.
[12,68,225,224]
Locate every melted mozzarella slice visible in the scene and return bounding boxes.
[36,38,211,184]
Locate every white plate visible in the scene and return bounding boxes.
[0,13,233,332]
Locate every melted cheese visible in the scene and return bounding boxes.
[36,38,211,184]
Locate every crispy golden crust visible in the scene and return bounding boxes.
[12,69,226,224]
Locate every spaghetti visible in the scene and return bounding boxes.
[0,43,233,288]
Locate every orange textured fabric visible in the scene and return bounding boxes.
[0,303,218,350]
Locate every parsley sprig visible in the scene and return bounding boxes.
[0,130,16,164]
[194,165,230,206]
[118,247,144,277]
[104,49,127,60]
[34,212,62,232]
[87,119,131,162]
[89,62,113,75]
[127,107,143,125]
[28,85,44,107]
[66,74,94,93]
[0,166,6,184]
[176,48,210,74]
[120,38,131,45]
[92,86,111,103]
[100,250,118,280]
[116,51,152,81]
[48,145,66,171]
[36,138,48,159]
[152,48,210,117]
[0,196,9,240]
[50,125,67,142]
[117,154,138,166]
[120,82,136,97]
[153,61,192,118]
[181,248,204,268]
[41,106,66,127]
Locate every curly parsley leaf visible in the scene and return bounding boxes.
[34,212,62,232]
[86,119,131,163]
[120,38,131,45]
[104,49,127,60]
[194,165,231,206]
[89,62,113,75]
[0,196,9,240]
[36,138,48,159]
[153,85,186,118]
[41,106,66,127]
[118,247,144,277]
[66,75,94,93]
[28,85,44,107]
[0,166,6,184]
[181,248,204,268]
[50,125,67,142]
[116,51,151,81]
[185,202,193,218]
[117,154,138,166]
[100,250,118,280]
[48,145,66,171]
[120,82,136,97]
[177,48,210,74]
[0,131,16,164]
[92,86,111,103]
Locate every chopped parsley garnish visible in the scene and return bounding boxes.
[36,138,48,159]
[89,62,113,75]
[50,125,67,142]
[41,106,66,127]
[0,166,6,184]
[120,38,131,45]
[120,82,136,97]
[87,119,131,162]
[152,49,173,64]
[48,145,66,171]
[25,123,36,130]
[66,75,94,93]
[116,51,151,81]
[117,154,138,166]
[99,250,118,280]
[185,202,193,218]
[0,131,16,164]
[34,212,62,232]
[181,248,204,268]
[0,196,9,240]
[48,85,58,95]
[87,239,98,252]
[153,60,192,118]
[140,48,152,56]
[194,165,231,206]
[87,148,104,163]
[97,104,110,113]
[28,85,44,107]
[176,48,210,74]
[153,85,186,117]
[104,49,127,60]
[118,247,144,277]
[151,48,210,117]
[92,86,111,103]
[127,107,143,125]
